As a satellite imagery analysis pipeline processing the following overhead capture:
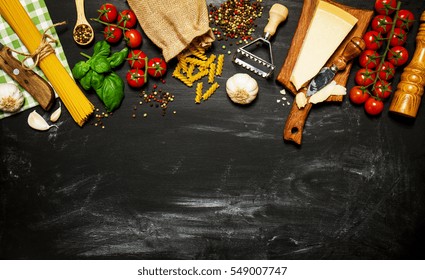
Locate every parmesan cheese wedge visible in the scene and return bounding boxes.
[309,81,346,104]
[295,92,308,109]
[290,1,357,91]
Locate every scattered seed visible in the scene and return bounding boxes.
[209,0,264,42]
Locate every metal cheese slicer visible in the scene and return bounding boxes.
[233,3,288,78]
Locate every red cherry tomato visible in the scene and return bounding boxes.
[103,25,122,44]
[364,97,384,115]
[377,61,395,81]
[359,50,381,69]
[124,29,142,49]
[396,10,415,30]
[127,50,147,69]
[363,30,384,51]
[118,9,137,29]
[98,3,118,23]
[373,80,393,99]
[390,28,407,47]
[349,86,370,105]
[374,0,397,16]
[371,15,393,34]
[355,68,376,86]
[147,57,167,78]
[126,68,146,88]
[387,46,409,66]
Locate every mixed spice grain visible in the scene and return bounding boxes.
[209,0,264,44]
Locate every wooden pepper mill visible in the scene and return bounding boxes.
[389,11,425,118]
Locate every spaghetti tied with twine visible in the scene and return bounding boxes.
[10,21,66,70]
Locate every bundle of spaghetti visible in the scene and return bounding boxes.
[208,63,216,84]
[202,82,219,101]
[216,55,224,76]
[0,0,94,126]
[195,82,203,104]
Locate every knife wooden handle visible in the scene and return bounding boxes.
[389,11,425,118]
[333,37,365,71]
[0,46,55,111]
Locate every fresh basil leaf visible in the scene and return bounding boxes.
[91,56,111,74]
[72,61,90,80]
[99,72,124,112]
[79,70,93,91]
[108,47,129,69]
[91,71,105,91]
[92,40,111,59]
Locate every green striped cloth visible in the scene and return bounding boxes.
[0,0,71,119]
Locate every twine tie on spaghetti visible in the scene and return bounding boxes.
[11,21,66,70]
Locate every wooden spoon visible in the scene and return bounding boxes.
[73,0,94,45]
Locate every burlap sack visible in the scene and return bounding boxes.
[127,0,215,62]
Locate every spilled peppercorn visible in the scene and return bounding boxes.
[209,0,264,44]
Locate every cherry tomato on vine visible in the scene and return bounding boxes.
[355,68,376,86]
[147,58,167,78]
[118,9,137,29]
[127,50,147,69]
[373,80,393,99]
[396,10,415,30]
[349,86,370,105]
[103,25,122,44]
[124,29,143,48]
[359,50,381,69]
[126,68,146,88]
[98,3,118,23]
[387,46,409,66]
[371,15,393,34]
[390,28,407,47]
[377,61,396,81]
[364,97,384,115]
[363,30,383,50]
[374,0,397,16]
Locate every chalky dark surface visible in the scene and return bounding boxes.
[1,0,425,259]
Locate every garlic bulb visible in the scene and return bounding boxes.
[226,73,259,104]
[0,83,24,113]
[28,110,57,131]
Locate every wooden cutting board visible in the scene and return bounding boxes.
[276,0,373,145]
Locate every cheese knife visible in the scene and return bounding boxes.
[0,42,55,111]
[306,37,365,97]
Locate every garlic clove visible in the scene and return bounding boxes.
[28,110,57,131]
[50,101,62,123]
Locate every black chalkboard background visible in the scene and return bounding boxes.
[1,0,425,260]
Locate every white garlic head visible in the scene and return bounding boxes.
[0,83,24,113]
[226,73,259,105]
